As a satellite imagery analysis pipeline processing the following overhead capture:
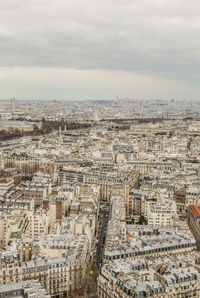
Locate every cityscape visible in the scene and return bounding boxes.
[0,99,199,297]
[1,0,200,296]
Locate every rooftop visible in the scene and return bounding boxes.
[188,205,200,219]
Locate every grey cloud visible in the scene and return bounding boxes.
[0,0,200,90]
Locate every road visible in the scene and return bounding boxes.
[95,203,110,269]
[77,202,110,298]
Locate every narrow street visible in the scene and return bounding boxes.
[75,202,110,298]
[96,203,110,270]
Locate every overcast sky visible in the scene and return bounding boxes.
[0,0,200,100]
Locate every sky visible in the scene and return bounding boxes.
[0,0,200,100]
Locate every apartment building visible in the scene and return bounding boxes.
[98,253,200,298]
[27,209,49,239]
[0,178,14,195]
[146,198,177,226]
[188,205,200,248]
[18,181,52,210]
[0,232,90,297]
[4,157,40,177]
[0,280,50,297]
[126,190,147,222]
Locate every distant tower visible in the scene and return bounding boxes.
[10,97,16,105]
[94,111,99,122]
[59,126,63,144]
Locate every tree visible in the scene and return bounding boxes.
[137,215,148,225]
